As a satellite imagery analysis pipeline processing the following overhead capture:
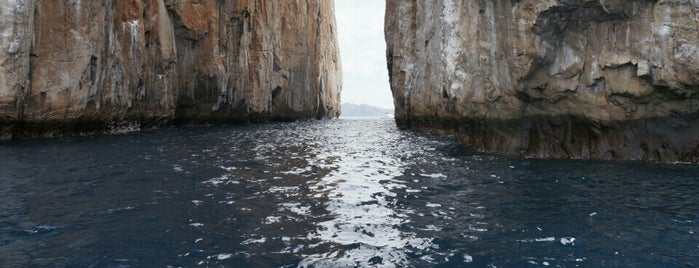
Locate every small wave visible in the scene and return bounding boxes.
[263,216,282,224]
[23,224,58,235]
[241,237,266,244]
[560,237,576,245]
[278,202,311,216]
[202,174,240,186]
[216,253,232,260]
[172,164,184,172]
[468,225,488,232]
[418,224,442,231]
[281,167,311,175]
[420,173,446,179]
[265,186,300,194]
[426,203,442,208]
[299,243,410,268]
[463,253,474,263]
[517,237,556,243]
[219,166,237,171]
[91,206,136,215]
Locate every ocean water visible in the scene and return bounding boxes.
[0,118,697,267]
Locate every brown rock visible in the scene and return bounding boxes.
[0,0,341,138]
[385,0,699,162]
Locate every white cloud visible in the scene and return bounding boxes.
[335,0,393,109]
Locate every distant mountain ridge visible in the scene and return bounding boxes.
[341,103,394,117]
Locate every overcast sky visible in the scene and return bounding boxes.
[335,0,394,110]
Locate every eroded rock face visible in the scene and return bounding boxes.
[0,0,341,138]
[385,0,699,162]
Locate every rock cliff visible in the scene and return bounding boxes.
[386,0,699,162]
[0,0,341,138]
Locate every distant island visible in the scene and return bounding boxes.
[340,103,394,118]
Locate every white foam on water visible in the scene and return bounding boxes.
[517,237,557,243]
[219,166,237,171]
[278,202,311,216]
[241,237,266,245]
[216,253,232,260]
[263,216,281,224]
[468,225,488,232]
[265,186,299,194]
[203,174,240,186]
[420,225,442,232]
[420,173,446,179]
[172,165,183,172]
[24,224,58,234]
[281,167,311,175]
[463,253,473,263]
[560,237,576,246]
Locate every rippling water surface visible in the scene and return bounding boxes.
[1,118,698,267]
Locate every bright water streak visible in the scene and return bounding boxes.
[0,118,698,267]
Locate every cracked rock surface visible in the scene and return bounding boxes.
[0,0,341,138]
[385,0,699,162]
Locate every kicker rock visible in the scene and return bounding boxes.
[0,0,341,138]
[385,0,699,162]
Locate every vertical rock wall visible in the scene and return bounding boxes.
[385,0,699,162]
[0,0,341,138]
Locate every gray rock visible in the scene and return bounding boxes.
[385,0,699,162]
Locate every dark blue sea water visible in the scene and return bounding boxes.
[0,118,697,267]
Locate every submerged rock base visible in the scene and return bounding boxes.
[398,114,699,163]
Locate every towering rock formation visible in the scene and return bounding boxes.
[0,0,341,138]
[386,0,699,162]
